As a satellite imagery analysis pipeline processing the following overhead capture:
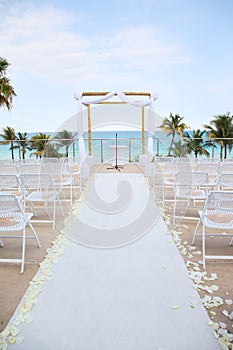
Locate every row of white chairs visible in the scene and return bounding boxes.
[0,162,82,203]
[0,193,41,273]
[0,170,73,273]
[0,158,91,273]
[146,165,233,268]
[151,161,233,201]
[0,157,80,164]
[154,156,233,163]
[0,173,69,228]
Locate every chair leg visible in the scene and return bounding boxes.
[172,196,178,229]
[202,225,206,269]
[53,201,56,230]
[29,222,41,247]
[20,228,26,273]
[192,219,201,244]
[57,197,64,217]
[230,237,233,246]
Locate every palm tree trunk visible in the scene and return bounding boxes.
[168,134,175,156]
[224,144,227,159]
[10,141,14,160]
[220,145,223,161]
[18,144,21,160]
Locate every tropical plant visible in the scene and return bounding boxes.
[171,140,188,158]
[203,113,233,160]
[159,113,189,156]
[54,129,77,157]
[44,143,60,158]
[182,129,211,158]
[29,133,51,158]
[0,126,17,159]
[0,57,16,110]
[17,132,30,160]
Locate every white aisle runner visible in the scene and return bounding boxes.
[9,174,220,349]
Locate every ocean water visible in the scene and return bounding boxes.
[0,130,226,161]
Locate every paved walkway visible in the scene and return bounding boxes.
[9,173,220,349]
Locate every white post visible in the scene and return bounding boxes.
[74,92,87,162]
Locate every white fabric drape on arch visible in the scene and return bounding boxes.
[74,92,87,162]
[147,92,158,159]
[74,92,158,161]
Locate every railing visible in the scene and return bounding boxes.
[0,136,233,162]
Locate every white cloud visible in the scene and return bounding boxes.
[108,26,191,66]
[0,2,192,86]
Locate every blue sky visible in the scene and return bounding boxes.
[0,0,233,131]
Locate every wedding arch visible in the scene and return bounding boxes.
[74,91,158,161]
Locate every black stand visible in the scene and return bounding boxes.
[107,133,124,171]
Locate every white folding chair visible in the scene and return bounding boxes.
[41,157,58,163]
[20,173,64,230]
[195,162,220,188]
[216,173,233,191]
[0,174,22,199]
[219,162,233,175]
[41,163,74,203]
[162,162,177,202]
[17,163,41,174]
[192,191,233,268]
[0,164,18,174]
[0,194,40,273]
[16,159,38,164]
[172,171,209,226]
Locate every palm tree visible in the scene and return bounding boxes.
[0,57,17,110]
[29,133,51,158]
[0,126,17,160]
[55,130,77,157]
[171,140,188,158]
[17,132,30,160]
[182,129,211,158]
[159,113,189,156]
[203,113,233,160]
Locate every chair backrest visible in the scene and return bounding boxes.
[0,159,15,164]
[0,174,21,198]
[216,173,233,190]
[18,163,41,174]
[0,164,18,174]
[41,163,62,173]
[163,162,177,174]
[0,174,20,189]
[20,173,55,193]
[15,159,38,164]
[174,157,190,163]
[41,163,63,183]
[41,157,58,163]
[60,157,79,165]
[220,163,233,174]
[200,158,220,164]
[154,156,175,163]
[175,171,209,187]
[195,163,220,176]
[176,162,192,172]
[0,193,22,214]
[204,191,233,214]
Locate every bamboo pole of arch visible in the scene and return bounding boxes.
[142,107,145,154]
[87,104,92,156]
